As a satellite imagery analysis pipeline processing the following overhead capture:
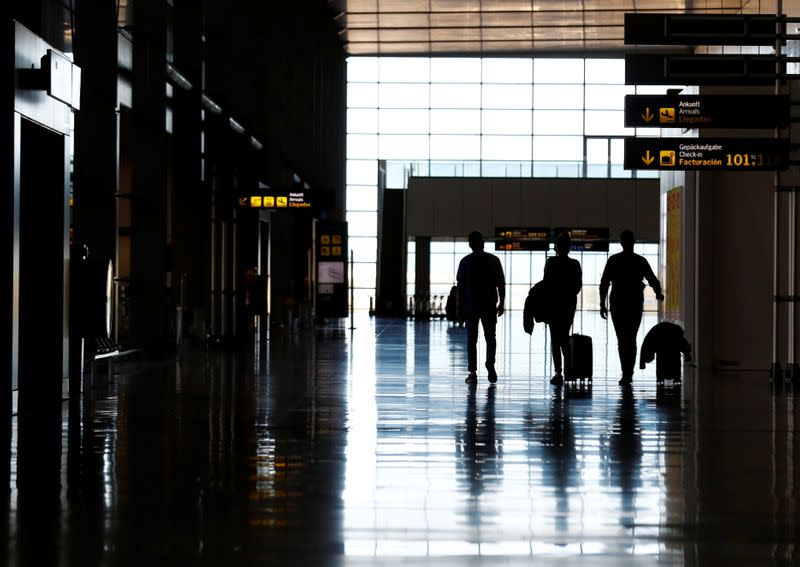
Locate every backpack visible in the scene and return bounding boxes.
[523,280,550,334]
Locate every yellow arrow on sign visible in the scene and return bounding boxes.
[641,108,654,123]
[641,150,655,166]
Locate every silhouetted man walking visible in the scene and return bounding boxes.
[599,230,664,386]
[457,231,506,385]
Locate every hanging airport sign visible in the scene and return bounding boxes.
[237,191,312,209]
[494,227,549,251]
[625,53,784,86]
[624,13,785,46]
[624,137,790,171]
[552,228,610,252]
[624,94,791,129]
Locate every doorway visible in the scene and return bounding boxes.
[17,116,69,410]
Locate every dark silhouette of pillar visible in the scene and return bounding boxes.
[130,0,169,353]
[414,237,431,319]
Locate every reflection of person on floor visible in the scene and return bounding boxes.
[599,229,664,386]
[538,389,577,535]
[604,387,642,529]
[543,231,582,387]
[456,387,503,499]
[457,231,506,385]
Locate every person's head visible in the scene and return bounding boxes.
[468,231,484,252]
[620,229,635,252]
[555,231,571,255]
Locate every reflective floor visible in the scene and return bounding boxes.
[3,312,800,566]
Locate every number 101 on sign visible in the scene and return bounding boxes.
[726,153,764,167]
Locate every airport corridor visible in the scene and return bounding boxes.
[2,312,799,566]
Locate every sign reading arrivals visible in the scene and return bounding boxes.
[237,191,312,209]
[494,227,549,251]
[624,137,790,171]
[624,95,790,129]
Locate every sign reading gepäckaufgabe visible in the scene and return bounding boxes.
[624,137,789,171]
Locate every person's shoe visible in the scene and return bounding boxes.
[486,362,498,384]
[619,375,633,386]
[465,371,478,385]
[550,373,563,386]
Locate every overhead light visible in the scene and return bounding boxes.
[250,136,263,151]
[166,63,192,91]
[201,93,222,114]
[229,117,245,134]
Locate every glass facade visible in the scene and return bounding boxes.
[347,57,664,310]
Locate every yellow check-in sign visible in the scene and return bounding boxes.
[263,196,275,208]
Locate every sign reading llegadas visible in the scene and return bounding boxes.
[624,137,789,171]
[625,94,790,129]
[237,191,312,209]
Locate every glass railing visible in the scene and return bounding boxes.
[385,159,655,189]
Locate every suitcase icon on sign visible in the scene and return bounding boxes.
[660,150,676,167]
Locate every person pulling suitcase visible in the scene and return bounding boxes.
[543,231,582,387]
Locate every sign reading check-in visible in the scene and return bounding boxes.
[625,95,790,129]
[624,137,790,171]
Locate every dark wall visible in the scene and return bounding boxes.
[203,0,346,327]
[204,0,346,212]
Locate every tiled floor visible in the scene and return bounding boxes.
[2,312,799,566]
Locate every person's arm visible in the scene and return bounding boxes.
[641,256,664,301]
[574,260,583,295]
[543,256,552,280]
[456,259,465,317]
[599,257,612,318]
[496,257,506,317]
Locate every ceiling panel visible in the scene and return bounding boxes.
[331,0,760,55]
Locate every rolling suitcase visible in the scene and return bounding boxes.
[565,333,592,382]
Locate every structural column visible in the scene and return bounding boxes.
[130,0,169,352]
[173,0,208,338]
[414,236,431,319]
[72,0,118,379]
